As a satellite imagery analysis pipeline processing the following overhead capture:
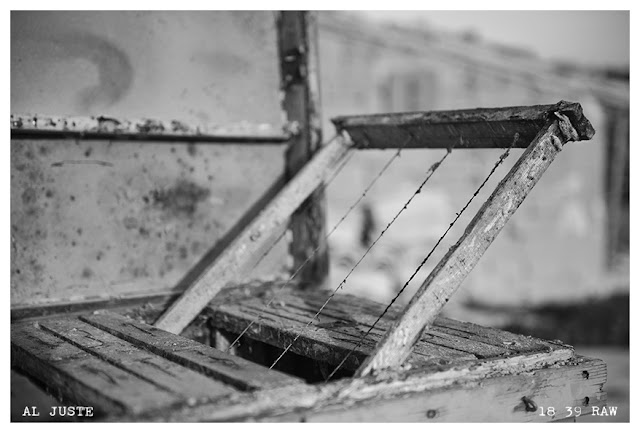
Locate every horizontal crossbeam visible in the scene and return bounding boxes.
[10,114,292,143]
[332,101,594,149]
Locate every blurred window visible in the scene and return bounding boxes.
[378,69,438,112]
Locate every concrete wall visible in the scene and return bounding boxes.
[10,11,288,307]
[10,11,623,311]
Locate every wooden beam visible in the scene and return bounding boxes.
[356,105,595,376]
[279,11,329,284]
[205,284,571,371]
[11,322,182,415]
[10,114,291,143]
[154,136,351,334]
[113,354,604,422]
[39,317,235,402]
[332,101,594,149]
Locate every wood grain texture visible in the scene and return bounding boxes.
[279,11,329,284]
[300,357,606,422]
[83,311,302,390]
[119,355,603,422]
[357,108,594,376]
[39,317,234,403]
[332,100,595,149]
[205,284,571,371]
[11,322,182,416]
[154,135,351,334]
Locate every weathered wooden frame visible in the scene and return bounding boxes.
[11,286,607,422]
[10,11,604,422]
[356,105,594,374]
[156,101,595,342]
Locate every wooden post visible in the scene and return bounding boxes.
[154,137,351,334]
[278,11,329,286]
[356,109,595,376]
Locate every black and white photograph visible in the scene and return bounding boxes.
[7,4,632,423]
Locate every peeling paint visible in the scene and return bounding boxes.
[10,113,292,143]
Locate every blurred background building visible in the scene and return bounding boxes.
[318,11,629,325]
[317,14,629,420]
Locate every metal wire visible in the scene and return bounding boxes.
[227,135,410,353]
[269,143,453,370]
[325,133,520,381]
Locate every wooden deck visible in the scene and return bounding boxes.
[11,312,302,418]
[11,281,607,421]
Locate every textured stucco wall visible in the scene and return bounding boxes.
[10,11,288,306]
[11,11,282,125]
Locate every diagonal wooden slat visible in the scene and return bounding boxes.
[356,103,595,376]
[155,135,352,334]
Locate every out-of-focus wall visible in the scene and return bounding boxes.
[11,11,283,125]
[318,12,626,310]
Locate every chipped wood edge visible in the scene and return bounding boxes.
[113,353,603,422]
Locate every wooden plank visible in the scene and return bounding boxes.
[273,288,568,356]
[120,355,603,422]
[207,294,476,371]
[240,294,505,359]
[357,106,595,376]
[11,322,182,416]
[302,358,606,422]
[332,100,595,149]
[83,311,302,391]
[10,114,291,143]
[205,285,571,370]
[11,291,180,322]
[39,317,234,403]
[154,134,351,334]
[11,369,67,421]
[278,11,329,284]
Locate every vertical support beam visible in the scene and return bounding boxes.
[278,11,328,286]
[357,111,594,376]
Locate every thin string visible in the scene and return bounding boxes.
[226,135,407,352]
[269,143,453,369]
[325,133,520,381]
